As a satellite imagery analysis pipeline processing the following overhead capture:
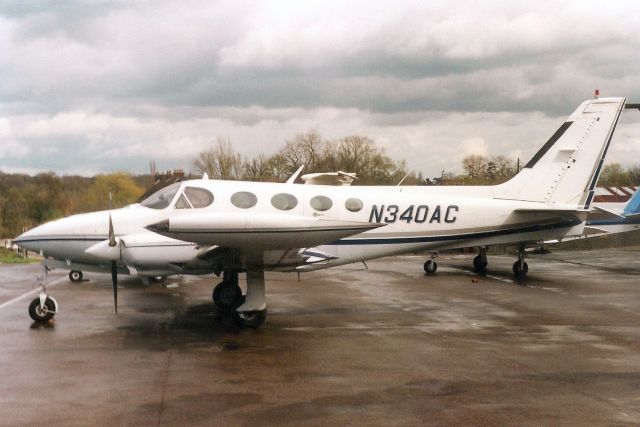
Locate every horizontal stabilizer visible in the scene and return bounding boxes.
[588,206,625,222]
[514,207,589,220]
[583,226,609,235]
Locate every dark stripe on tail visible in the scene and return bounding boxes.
[524,121,573,168]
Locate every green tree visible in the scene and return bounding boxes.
[598,163,630,186]
[83,173,144,211]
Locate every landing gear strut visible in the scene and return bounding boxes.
[473,247,488,273]
[423,253,438,274]
[512,245,528,278]
[28,264,58,322]
[235,270,267,328]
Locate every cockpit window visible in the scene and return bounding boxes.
[184,187,214,208]
[140,182,180,210]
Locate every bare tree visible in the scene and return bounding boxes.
[278,131,325,173]
[194,137,243,180]
[243,154,274,182]
[492,155,516,180]
[462,155,488,179]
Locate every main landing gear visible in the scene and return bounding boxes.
[69,270,83,282]
[212,270,267,328]
[28,264,58,322]
[512,244,528,278]
[423,253,438,274]
[473,247,488,273]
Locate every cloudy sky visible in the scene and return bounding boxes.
[2,0,640,178]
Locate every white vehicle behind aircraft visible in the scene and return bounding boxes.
[14,97,628,328]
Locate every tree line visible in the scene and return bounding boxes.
[193,132,425,185]
[1,131,637,238]
[0,172,146,238]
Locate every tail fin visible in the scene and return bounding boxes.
[622,188,640,216]
[494,97,626,208]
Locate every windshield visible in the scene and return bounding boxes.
[140,182,181,209]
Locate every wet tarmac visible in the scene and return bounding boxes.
[1,249,640,426]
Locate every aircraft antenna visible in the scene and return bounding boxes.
[397,169,413,186]
[286,165,305,184]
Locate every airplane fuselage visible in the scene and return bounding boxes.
[15,179,586,274]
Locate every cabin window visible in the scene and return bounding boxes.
[271,193,298,210]
[310,195,332,211]
[140,182,180,209]
[345,198,363,212]
[231,191,258,209]
[184,187,214,208]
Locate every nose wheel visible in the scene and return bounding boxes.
[29,264,58,322]
[28,296,57,322]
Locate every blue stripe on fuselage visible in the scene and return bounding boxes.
[331,219,581,245]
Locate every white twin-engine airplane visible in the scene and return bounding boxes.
[14,97,628,328]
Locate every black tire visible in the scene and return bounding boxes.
[28,297,56,322]
[424,260,437,274]
[213,282,243,310]
[235,309,267,329]
[512,261,529,278]
[69,270,83,282]
[473,255,487,273]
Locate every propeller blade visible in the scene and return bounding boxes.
[111,260,118,314]
[108,214,116,247]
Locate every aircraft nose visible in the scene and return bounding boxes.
[13,224,48,252]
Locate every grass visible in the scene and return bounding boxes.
[0,247,34,264]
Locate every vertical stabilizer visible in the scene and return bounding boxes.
[623,188,640,216]
[494,97,626,208]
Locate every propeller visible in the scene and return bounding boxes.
[108,213,118,314]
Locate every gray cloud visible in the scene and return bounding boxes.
[1,0,640,176]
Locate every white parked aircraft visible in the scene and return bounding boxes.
[549,187,640,243]
[14,97,628,328]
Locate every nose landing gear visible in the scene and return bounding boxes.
[29,264,58,322]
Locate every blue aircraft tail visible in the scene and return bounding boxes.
[623,189,640,216]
